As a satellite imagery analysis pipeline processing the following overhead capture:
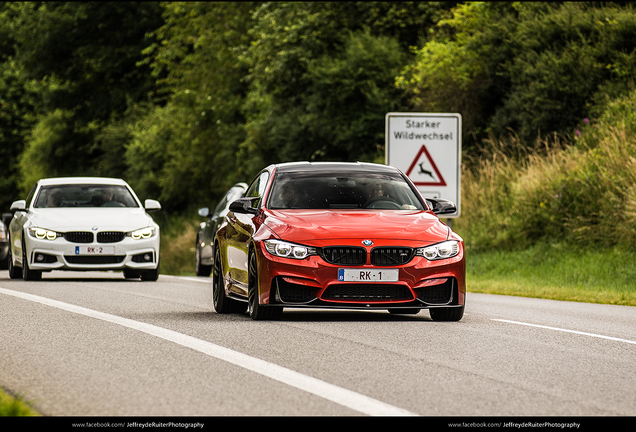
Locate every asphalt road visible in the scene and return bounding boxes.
[0,270,634,417]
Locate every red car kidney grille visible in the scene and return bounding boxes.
[370,247,414,266]
[320,247,366,265]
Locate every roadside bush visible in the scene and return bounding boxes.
[154,214,198,276]
[399,2,636,147]
[455,89,636,251]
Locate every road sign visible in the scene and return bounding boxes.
[385,113,461,217]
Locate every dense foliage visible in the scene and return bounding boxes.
[455,90,636,251]
[2,1,636,252]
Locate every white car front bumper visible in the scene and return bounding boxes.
[24,233,160,271]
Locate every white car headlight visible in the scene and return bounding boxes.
[416,240,460,261]
[28,227,59,241]
[264,239,316,259]
[129,227,157,240]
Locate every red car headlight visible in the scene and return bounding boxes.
[264,239,317,260]
[415,240,460,261]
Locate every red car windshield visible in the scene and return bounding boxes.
[268,172,425,210]
[34,185,139,208]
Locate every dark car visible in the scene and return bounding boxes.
[195,183,248,276]
[213,162,465,320]
[0,213,11,269]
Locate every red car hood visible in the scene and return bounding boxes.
[263,209,451,246]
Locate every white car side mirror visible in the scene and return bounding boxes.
[144,199,161,211]
[10,200,26,212]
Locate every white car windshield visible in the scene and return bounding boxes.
[34,185,139,208]
[268,172,426,210]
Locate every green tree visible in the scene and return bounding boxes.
[240,2,453,174]
[0,3,38,210]
[243,29,406,167]
[11,2,163,193]
[124,2,258,210]
[398,2,636,146]
[492,2,636,142]
[397,2,519,142]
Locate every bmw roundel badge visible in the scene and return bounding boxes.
[362,240,374,246]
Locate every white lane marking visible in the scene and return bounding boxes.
[493,319,636,345]
[160,275,212,284]
[0,287,415,416]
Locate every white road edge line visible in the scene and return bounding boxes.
[0,287,416,417]
[493,319,636,345]
[161,275,212,284]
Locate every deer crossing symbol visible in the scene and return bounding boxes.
[418,162,434,179]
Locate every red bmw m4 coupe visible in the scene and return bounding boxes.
[213,162,465,320]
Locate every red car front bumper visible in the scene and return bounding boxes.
[254,240,466,310]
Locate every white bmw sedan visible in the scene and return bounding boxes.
[7,177,161,281]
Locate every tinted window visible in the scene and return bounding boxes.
[34,185,139,208]
[245,172,269,208]
[268,171,425,210]
[213,186,244,216]
[213,195,230,217]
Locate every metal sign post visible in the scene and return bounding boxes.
[385,113,462,217]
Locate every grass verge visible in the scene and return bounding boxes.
[0,388,39,416]
[467,242,636,306]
